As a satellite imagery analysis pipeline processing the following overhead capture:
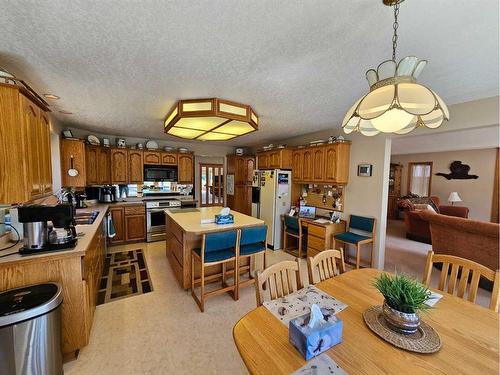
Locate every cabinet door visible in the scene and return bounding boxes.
[178,154,193,183]
[125,215,146,242]
[235,157,245,184]
[110,149,128,184]
[98,147,111,184]
[109,207,125,244]
[302,150,313,181]
[39,111,53,193]
[20,95,42,197]
[334,143,351,184]
[85,145,99,185]
[269,151,280,169]
[257,153,268,169]
[60,139,86,187]
[324,145,337,182]
[245,157,255,184]
[312,148,325,181]
[128,150,144,183]
[144,151,161,165]
[292,151,303,182]
[161,152,177,165]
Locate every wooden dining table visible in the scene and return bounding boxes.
[233,268,499,374]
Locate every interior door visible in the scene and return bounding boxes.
[200,164,224,207]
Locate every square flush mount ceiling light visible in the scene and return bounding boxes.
[164,98,258,141]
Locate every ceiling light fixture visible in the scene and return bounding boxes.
[342,0,449,136]
[43,94,60,100]
[164,98,258,141]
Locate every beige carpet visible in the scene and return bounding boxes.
[64,224,492,374]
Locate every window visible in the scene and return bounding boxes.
[408,162,433,196]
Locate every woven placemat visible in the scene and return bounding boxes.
[363,305,442,354]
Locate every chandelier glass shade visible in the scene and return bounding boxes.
[343,1,449,136]
[164,98,258,141]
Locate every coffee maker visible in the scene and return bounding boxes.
[17,203,78,255]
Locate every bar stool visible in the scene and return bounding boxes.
[191,230,239,312]
[283,216,306,258]
[237,225,268,293]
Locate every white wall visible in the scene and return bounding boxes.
[271,129,392,269]
[392,148,497,221]
[50,117,64,193]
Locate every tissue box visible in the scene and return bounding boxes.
[289,312,343,360]
[214,214,234,225]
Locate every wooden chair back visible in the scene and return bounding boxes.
[255,259,302,307]
[423,250,500,312]
[284,215,302,237]
[307,249,345,285]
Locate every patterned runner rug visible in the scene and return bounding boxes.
[97,249,153,305]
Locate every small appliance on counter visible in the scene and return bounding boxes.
[75,192,87,208]
[17,203,77,255]
[97,186,118,203]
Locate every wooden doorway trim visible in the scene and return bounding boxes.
[492,148,499,223]
[407,161,433,196]
[199,163,224,207]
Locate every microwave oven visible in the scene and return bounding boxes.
[143,165,178,182]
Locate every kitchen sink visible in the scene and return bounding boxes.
[75,210,99,225]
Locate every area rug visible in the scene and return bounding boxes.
[97,249,153,305]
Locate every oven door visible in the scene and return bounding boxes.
[146,209,166,242]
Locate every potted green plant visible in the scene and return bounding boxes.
[373,273,432,334]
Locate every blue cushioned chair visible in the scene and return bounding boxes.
[333,215,376,269]
[191,230,239,312]
[238,225,268,291]
[283,215,306,258]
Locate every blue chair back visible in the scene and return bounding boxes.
[284,216,299,231]
[349,215,375,233]
[240,225,267,246]
[203,230,237,253]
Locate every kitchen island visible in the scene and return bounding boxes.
[165,206,264,289]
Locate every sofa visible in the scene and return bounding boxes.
[400,196,469,244]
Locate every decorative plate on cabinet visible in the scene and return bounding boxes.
[87,135,100,145]
[178,147,189,153]
[146,140,159,150]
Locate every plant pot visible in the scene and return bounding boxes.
[382,300,420,334]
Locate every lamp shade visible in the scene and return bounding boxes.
[447,192,462,203]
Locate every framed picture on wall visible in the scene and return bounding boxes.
[358,164,373,177]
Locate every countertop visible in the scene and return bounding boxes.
[0,204,109,266]
[164,206,264,235]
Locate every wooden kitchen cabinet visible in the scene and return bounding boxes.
[144,151,161,165]
[256,149,292,170]
[61,139,87,188]
[161,152,177,165]
[85,145,99,185]
[128,150,144,183]
[109,204,146,246]
[97,147,111,184]
[232,185,252,215]
[312,147,325,181]
[292,150,303,182]
[109,207,125,245]
[302,149,313,181]
[110,148,128,184]
[0,84,52,203]
[125,215,146,242]
[178,153,194,183]
[226,155,255,215]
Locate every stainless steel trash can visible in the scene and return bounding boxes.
[0,283,63,375]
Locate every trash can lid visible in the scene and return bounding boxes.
[0,283,63,327]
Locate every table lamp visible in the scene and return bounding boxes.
[447,192,462,205]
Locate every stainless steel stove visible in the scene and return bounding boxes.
[146,198,181,242]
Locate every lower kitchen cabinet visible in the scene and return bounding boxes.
[109,204,146,246]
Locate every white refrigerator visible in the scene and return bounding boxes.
[252,170,292,250]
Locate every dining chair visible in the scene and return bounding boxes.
[422,250,500,312]
[283,215,306,258]
[255,259,303,307]
[237,225,268,292]
[333,215,376,269]
[307,249,345,285]
[191,229,239,312]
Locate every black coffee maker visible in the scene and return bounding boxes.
[17,203,78,255]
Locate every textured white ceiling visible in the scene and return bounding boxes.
[1,0,498,146]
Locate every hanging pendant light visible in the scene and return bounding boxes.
[342,0,449,136]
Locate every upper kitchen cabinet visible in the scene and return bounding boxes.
[97,147,111,184]
[61,139,86,188]
[161,152,177,166]
[85,144,111,185]
[291,143,351,184]
[110,148,128,184]
[227,155,255,185]
[144,151,161,165]
[178,153,194,183]
[0,84,52,203]
[128,150,144,183]
[256,149,292,170]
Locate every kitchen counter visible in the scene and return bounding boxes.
[164,206,263,235]
[164,207,264,289]
[0,203,109,265]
